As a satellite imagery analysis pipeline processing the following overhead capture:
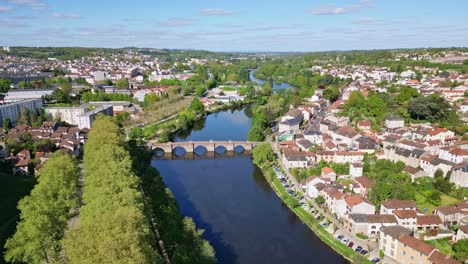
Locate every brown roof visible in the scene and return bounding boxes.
[322,167,335,174]
[393,209,417,219]
[427,250,460,264]
[345,195,372,207]
[398,235,435,256]
[416,215,442,225]
[15,159,29,167]
[380,225,412,239]
[382,199,416,209]
[404,166,421,175]
[368,214,397,224]
[355,176,373,188]
[435,205,461,215]
[457,225,468,234]
[335,151,364,156]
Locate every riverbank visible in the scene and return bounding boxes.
[141,99,251,143]
[254,157,370,263]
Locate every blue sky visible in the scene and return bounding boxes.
[0,0,467,52]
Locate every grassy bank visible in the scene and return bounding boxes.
[256,162,370,263]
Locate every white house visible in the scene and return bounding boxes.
[349,162,363,178]
[333,152,364,164]
[282,154,308,169]
[385,116,405,129]
[451,163,468,187]
[306,177,326,198]
[345,195,376,215]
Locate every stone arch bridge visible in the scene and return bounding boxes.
[150,140,260,154]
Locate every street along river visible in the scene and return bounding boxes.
[151,108,345,264]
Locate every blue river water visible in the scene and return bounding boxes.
[151,108,345,264]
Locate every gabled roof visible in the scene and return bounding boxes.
[427,250,460,264]
[398,235,435,256]
[355,176,373,188]
[345,195,372,207]
[322,167,335,174]
[416,215,442,225]
[382,199,416,209]
[393,209,417,219]
[368,214,397,224]
[380,225,412,239]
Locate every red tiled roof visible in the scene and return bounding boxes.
[355,176,373,188]
[382,199,416,209]
[393,209,417,219]
[416,215,442,225]
[322,167,335,174]
[398,235,434,256]
[428,250,460,264]
[345,195,371,207]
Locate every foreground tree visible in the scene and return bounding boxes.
[4,153,79,264]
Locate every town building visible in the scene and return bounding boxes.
[0,98,43,126]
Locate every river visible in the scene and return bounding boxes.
[151,108,345,264]
[248,69,294,91]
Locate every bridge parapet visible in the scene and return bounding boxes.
[151,140,260,154]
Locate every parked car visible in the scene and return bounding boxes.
[360,250,368,256]
[355,246,362,252]
[321,222,328,227]
[347,242,354,248]
[336,235,344,241]
[371,258,380,263]
[341,238,349,244]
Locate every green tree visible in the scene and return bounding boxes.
[452,239,468,262]
[188,98,205,115]
[19,107,31,125]
[3,117,12,131]
[144,92,160,104]
[0,78,11,92]
[115,78,129,89]
[60,82,73,94]
[4,153,79,264]
[323,87,340,102]
[62,116,160,263]
[252,142,274,166]
[315,195,325,204]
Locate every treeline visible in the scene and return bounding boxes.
[81,91,131,102]
[342,88,466,134]
[129,143,216,264]
[132,98,206,142]
[61,116,161,263]
[4,152,80,264]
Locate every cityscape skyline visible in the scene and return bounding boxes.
[0,0,467,52]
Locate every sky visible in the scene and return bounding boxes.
[0,0,467,52]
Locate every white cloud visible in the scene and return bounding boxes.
[0,6,12,12]
[352,18,385,25]
[308,0,374,15]
[52,13,82,19]
[160,18,193,27]
[6,0,47,10]
[200,8,236,16]
[0,18,27,27]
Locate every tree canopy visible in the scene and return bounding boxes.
[62,116,161,263]
[4,152,80,264]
